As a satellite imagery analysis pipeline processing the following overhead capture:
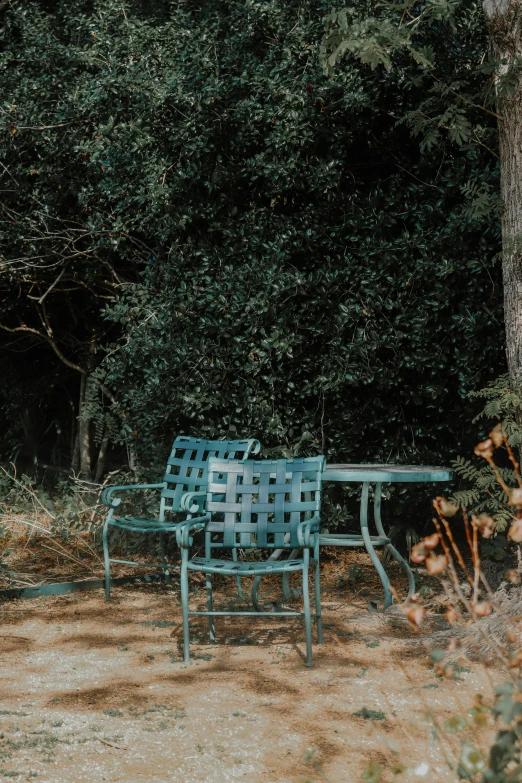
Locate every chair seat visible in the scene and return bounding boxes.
[319,533,391,547]
[187,556,305,576]
[109,517,181,533]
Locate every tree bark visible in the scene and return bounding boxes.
[94,427,109,484]
[71,382,81,476]
[127,441,139,479]
[71,428,80,475]
[78,374,92,480]
[484,0,522,387]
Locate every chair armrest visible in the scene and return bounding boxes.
[101,483,166,509]
[180,491,207,513]
[297,515,321,548]
[176,515,210,548]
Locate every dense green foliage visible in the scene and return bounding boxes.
[0,1,504,500]
[451,375,522,544]
[320,0,501,161]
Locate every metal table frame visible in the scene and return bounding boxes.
[251,463,452,612]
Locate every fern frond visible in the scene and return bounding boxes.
[451,489,479,508]
[451,456,481,481]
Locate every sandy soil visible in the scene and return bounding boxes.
[0,558,502,783]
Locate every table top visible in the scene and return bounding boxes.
[323,463,453,483]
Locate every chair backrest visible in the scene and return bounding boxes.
[206,456,325,549]
[160,436,261,519]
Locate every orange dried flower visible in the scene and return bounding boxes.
[425,554,448,575]
[509,488,522,507]
[445,608,458,624]
[490,423,505,447]
[433,497,458,517]
[472,513,495,539]
[474,439,494,459]
[471,602,492,617]
[410,544,427,564]
[423,533,440,550]
[508,519,522,543]
[401,605,426,626]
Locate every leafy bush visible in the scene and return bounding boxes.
[99,0,503,469]
[0,0,504,506]
[452,376,522,535]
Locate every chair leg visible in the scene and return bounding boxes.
[206,572,215,643]
[232,548,243,598]
[251,575,262,613]
[204,533,216,641]
[102,521,111,601]
[314,543,323,644]
[252,546,286,611]
[181,553,191,664]
[302,553,313,667]
[282,547,301,600]
[159,533,170,586]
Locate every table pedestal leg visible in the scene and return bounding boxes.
[359,482,393,611]
[373,483,416,602]
[252,482,416,614]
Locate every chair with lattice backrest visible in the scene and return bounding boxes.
[101,436,261,599]
[176,455,326,667]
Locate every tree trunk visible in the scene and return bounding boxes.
[78,374,92,480]
[127,441,139,479]
[484,0,522,387]
[71,428,80,475]
[94,427,109,484]
[71,381,82,475]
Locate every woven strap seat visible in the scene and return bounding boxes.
[319,533,390,547]
[101,436,261,600]
[109,517,182,534]
[179,455,326,666]
[187,556,305,576]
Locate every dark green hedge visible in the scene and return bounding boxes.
[0,0,504,500]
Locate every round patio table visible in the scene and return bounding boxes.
[319,464,453,611]
[251,463,452,613]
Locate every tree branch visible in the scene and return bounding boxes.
[473,129,501,159]
[431,74,504,122]
[38,267,66,304]
[0,323,86,374]
[0,322,118,403]
[16,122,77,131]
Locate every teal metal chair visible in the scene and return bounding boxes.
[176,455,326,667]
[101,436,261,599]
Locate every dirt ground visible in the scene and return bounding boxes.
[0,555,503,783]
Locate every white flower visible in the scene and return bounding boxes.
[460,744,486,775]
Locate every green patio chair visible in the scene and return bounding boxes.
[176,455,326,667]
[101,436,261,599]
